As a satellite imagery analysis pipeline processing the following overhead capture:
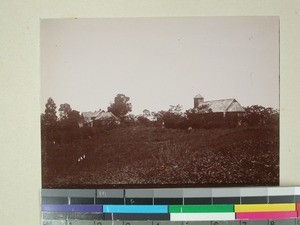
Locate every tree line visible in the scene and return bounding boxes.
[41,94,279,143]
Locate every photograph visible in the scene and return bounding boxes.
[40,17,279,188]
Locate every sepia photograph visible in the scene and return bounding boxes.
[41,17,279,188]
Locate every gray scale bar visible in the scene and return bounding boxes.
[125,189,154,198]
[227,221,240,225]
[212,197,240,204]
[42,197,68,204]
[267,187,295,196]
[183,222,211,225]
[103,213,170,221]
[97,189,124,198]
[42,189,95,198]
[123,221,152,225]
[125,198,153,205]
[268,195,295,203]
[240,188,268,197]
[269,220,296,225]
[68,212,103,220]
[68,190,95,197]
[241,196,268,204]
[42,212,68,220]
[211,221,227,225]
[240,220,268,225]
[66,220,94,225]
[94,221,123,225]
[154,189,183,198]
[212,188,241,197]
[70,197,95,204]
[183,197,212,205]
[40,220,300,225]
[152,222,182,225]
[41,221,66,225]
[42,189,69,197]
[183,188,212,198]
[96,198,125,205]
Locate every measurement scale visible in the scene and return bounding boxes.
[41,187,300,225]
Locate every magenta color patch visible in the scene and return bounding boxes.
[236,211,297,220]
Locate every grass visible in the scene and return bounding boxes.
[42,125,279,188]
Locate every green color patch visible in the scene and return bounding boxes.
[169,204,234,213]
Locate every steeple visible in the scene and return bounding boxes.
[194,94,204,108]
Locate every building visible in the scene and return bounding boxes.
[193,94,245,127]
[82,111,120,127]
[194,94,245,117]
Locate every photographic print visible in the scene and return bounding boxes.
[41,17,279,188]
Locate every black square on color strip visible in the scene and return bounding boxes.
[241,196,268,204]
[42,197,68,204]
[268,195,295,203]
[295,195,300,203]
[125,198,153,205]
[184,197,212,205]
[96,198,125,205]
[212,197,240,204]
[154,198,183,205]
[71,197,95,204]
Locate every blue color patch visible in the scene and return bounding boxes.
[103,205,168,213]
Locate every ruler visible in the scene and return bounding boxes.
[41,187,300,225]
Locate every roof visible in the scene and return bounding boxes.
[82,111,101,123]
[94,112,119,121]
[194,94,204,99]
[197,99,245,113]
[82,111,100,118]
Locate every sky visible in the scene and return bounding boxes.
[41,17,279,115]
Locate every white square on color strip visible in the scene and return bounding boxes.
[183,188,212,197]
[267,187,295,196]
[212,188,241,197]
[295,187,300,195]
[240,187,268,196]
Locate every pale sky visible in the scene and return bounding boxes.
[41,17,279,115]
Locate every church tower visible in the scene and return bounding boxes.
[194,94,204,108]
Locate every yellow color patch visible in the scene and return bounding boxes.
[234,203,296,212]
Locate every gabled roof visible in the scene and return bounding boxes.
[94,112,119,121]
[198,99,245,113]
[82,111,99,118]
[82,111,101,123]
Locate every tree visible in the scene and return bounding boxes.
[42,97,58,127]
[59,103,72,120]
[142,109,151,118]
[243,105,279,126]
[108,94,132,118]
[160,105,187,129]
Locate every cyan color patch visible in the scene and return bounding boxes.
[103,205,168,213]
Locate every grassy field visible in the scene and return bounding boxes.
[42,125,279,188]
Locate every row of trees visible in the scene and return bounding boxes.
[41,94,133,143]
[136,104,279,129]
[41,94,279,143]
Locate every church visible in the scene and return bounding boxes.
[193,94,245,117]
[193,94,245,127]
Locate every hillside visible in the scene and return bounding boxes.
[42,126,279,188]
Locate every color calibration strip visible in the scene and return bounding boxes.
[41,187,300,224]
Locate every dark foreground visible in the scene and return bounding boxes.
[42,126,279,188]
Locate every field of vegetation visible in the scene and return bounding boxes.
[42,125,279,188]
